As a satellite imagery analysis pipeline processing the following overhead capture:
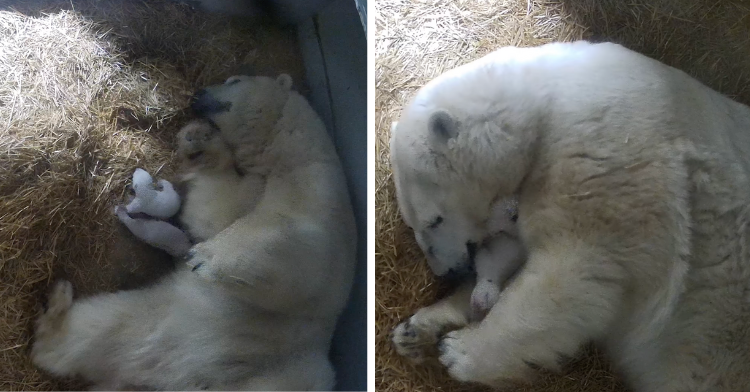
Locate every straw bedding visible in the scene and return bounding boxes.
[0,0,304,389]
[375,0,750,391]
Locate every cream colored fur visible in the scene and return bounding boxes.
[31,75,356,391]
[390,41,750,391]
[175,119,263,242]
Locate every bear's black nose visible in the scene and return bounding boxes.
[441,265,474,283]
[466,241,478,264]
[190,89,231,117]
[191,89,207,101]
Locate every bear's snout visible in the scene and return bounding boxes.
[191,89,232,117]
[440,264,475,283]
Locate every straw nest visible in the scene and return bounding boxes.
[375,0,750,391]
[0,0,303,389]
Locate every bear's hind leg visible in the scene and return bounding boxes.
[234,351,336,391]
[30,280,75,374]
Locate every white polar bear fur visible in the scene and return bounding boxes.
[117,167,189,257]
[114,205,191,257]
[31,75,356,391]
[125,168,181,219]
[391,120,524,319]
[174,118,264,242]
[390,41,750,391]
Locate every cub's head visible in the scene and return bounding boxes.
[390,70,536,279]
[190,74,294,145]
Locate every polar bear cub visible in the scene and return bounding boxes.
[470,197,525,320]
[114,119,243,257]
[31,74,356,391]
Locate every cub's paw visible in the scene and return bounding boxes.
[438,329,478,382]
[391,317,441,363]
[470,281,501,321]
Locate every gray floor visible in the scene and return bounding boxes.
[298,0,367,390]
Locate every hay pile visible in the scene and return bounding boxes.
[0,0,303,389]
[375,0,750,391]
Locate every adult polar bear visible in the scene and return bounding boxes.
[390,41,750,391]
[31,74,356,391]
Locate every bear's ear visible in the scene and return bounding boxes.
[390,121,398,133]
[276,74,293,90]
[427,109,459,143]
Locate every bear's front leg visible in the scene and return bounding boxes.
[184,236,264,288]
[438,244,625,386]
[184,208,327,311]
[391,281,473,363]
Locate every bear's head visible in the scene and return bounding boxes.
[190,74,294,146]
[390,60,539,279]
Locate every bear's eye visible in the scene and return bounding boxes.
[225,78,240,86]
[511,214,518,222]
[428,216,443,229]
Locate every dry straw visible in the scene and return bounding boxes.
[375,0,750,391]
[0,0,303,389]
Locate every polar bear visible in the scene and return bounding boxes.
[390,41,750,391]
[31,74,356,391]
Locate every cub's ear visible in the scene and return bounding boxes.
[427,109,459,143]
[390,121,398,133]
[276,74,293,90]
